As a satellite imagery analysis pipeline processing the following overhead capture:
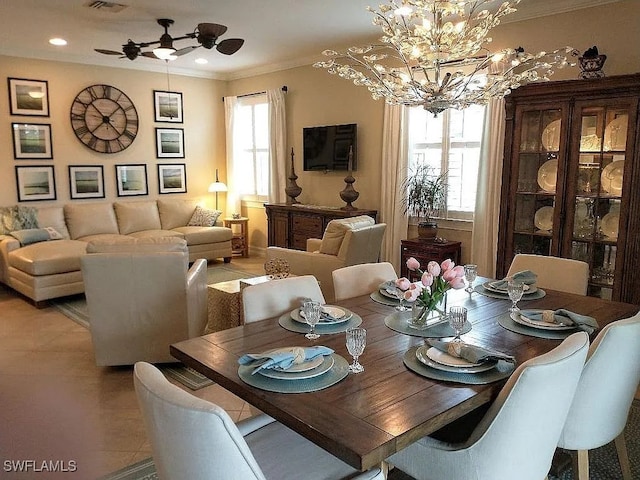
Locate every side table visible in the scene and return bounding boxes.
[400,238,462,281]
[223,217,249,257]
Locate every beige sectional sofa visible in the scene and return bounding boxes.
[0,199,233,304]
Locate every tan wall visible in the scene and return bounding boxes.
[0,55,227,209]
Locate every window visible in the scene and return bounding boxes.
[233,94,269,199]
[407,104,485,221]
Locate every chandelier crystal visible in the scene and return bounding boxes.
[314,0,578,115]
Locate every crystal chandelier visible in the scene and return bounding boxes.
[314,0,578,115]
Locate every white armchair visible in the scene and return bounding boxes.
[507,254,589,295]
[80,237,207,366]
[265,215,386,302]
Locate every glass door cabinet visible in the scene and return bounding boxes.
[498,74,640,303]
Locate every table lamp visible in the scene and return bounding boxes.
[208,169,227,210]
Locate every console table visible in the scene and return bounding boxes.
[265,203,378,250]
[400,238,462,281]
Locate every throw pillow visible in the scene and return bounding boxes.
[188,206,222,227]
[0,206,39,235]
[9,227,63,246]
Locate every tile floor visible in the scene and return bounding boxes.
[0,256,266,480]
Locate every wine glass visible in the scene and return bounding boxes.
[448,306,467,342]
[345,327,366,373]
[464,264,478,294]
[303,300,322,340]
[507,280,525,313]
[394,287,408,311]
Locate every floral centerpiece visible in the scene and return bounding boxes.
[399,257,465,329]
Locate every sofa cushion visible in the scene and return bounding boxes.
[0,206,38,235]
[171,226,233,246]
[64,203,119,239]
[188,206,222,227]
[319,215,375,255]
[87,236,188,254]
[8,240,87,276]
[157,199,198,230]
[128,230,184,240]
[36,206,70,239]
[114,201,162,234]
[10,227,63,246]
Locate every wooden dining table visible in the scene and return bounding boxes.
[170,279,639,472]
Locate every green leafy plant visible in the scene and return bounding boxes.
[401,164,447,224]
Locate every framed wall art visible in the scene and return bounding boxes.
[153,90,183,123]
[69,165,105,199]
[11,123,53,159]
[158,163,187,194]
[8,78,50,116]
[15,165,56,202]
[115,164,148,197]
[155,127,185,158]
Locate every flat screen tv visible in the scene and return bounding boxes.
[303,123,357,171]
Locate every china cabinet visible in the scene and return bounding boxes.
[497,74,640,304]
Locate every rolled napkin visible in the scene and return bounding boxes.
[427,339,516,364]
[519,308,599,334]
[490,270,538,290]
[238,346,334,374]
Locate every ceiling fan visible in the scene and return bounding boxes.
[95,18,244,61]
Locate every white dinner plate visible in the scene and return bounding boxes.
[259,355,334,380]
[604,115,628,151]
[601,160,624,195]
[541,119,561,151]
[534,206,554,231]
[600,212,619,240]
[416,346,497,374]
[511,311,575,331]
[580,134,601,152]
[292,306,352,324]
[537,159,557,192]
[483,281,536,295]
[272,355,323,373]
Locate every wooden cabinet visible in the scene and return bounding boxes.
[498,74,640,303]
[400,239,462,281]
[265,204,378,250]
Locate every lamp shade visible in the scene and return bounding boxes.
[208,181,227,193]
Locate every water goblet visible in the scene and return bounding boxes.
[448,306,467,342]
[464,264,478,294]
[345,327,366,373]
[303,300,322,340]
[507,280,525,313]
[394,287,409,311]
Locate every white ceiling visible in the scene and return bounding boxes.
[0,0,617,80]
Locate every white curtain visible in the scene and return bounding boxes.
[470,97,506,278]
[380,103,410,275]
[223,95,241,215]
[267,88,287,203]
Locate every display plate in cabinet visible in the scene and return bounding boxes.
[537,159,557,192]
[541,120,560,151]
[601,160,624,195]
[604,115,628,151]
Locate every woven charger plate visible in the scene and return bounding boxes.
[370,290,401,306]
[497,312,577,340]
[238,353,349,393]
[384,311,472,338]
[279,312,362,334]
[474,284,546,300]
[403,346,515,385]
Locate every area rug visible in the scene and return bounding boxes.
[51,263,256,391]
[101,400,640,480]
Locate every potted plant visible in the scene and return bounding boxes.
[401,164,447,241]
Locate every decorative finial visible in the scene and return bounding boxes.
[339,146,359,211]
[285,147,302,204]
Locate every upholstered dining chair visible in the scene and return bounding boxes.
[556,313,640,480]
[507,253,590,295]
[81,237,208,366]
[332,262,398,301]
[242,274,325,323]
[134,362,384,480]
[387,332,590,480]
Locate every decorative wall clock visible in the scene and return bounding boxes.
[70,84,138,153]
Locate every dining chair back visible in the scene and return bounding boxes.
[332,262,398,301]
[387,332,589,480]
[133,362,384,480]
[507,253,589,295]
[557,313,640,480]
[242,274,325,323]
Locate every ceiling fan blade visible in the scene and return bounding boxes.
[197,23,227,38]
[95,48,124,56]
[216,38,244,55]
[140,51,159,59]
[174,45,200,57]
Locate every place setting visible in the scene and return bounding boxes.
[370,279,413,307]
[474,270,546,300]
[499,307,599,340]
[278,299,362,336]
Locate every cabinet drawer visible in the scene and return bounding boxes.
[292,234,310,251]
[292,214,323,234]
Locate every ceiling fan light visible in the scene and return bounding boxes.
[153,47,177,60]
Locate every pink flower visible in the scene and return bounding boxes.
[441,259,455,272]
[421,272,434,287]
[452,265,465,278]
[442,268,458,282]
[406,257,421,271]
[404,285,422,302]
[427,261,441,276]
[395,277,411,290]
[449,277,466,289]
